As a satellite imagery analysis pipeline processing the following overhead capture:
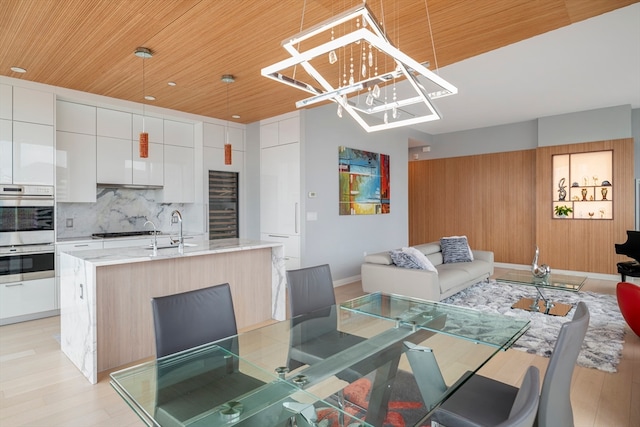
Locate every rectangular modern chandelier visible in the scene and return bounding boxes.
[261,3,457,132]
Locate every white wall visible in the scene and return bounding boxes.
[301,103,429,281]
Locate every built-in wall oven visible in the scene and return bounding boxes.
[0,185,55,324]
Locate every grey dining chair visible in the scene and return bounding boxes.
[286,264,365,373]
[430,301,589,427]
[151,284,265,425]
[151,283,239,357]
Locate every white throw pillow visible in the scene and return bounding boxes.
[402,247,438,273]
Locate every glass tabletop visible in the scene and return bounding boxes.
[340,292,530,349]
[496,270,587,292]
[111,293,530,427]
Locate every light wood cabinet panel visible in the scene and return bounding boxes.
[409,150,536,265]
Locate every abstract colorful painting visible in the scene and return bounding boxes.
[339,146,390,215]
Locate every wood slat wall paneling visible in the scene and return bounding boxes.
[535,138,634,274]
[409,150,536,265]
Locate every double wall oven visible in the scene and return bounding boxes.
[0,185,55,324]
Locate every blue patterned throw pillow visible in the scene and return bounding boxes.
[440,236,474,263]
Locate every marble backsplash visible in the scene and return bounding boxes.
[56,188,203,239]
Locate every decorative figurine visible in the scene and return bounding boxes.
[581,188,588,201]
[531,245,551,279]
[601,187,608,200]
[557,178,567,201]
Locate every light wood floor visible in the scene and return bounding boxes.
[0,269,638,426]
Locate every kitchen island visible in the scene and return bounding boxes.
[59,238,285,384]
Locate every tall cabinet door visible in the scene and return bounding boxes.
[260,142,300,235]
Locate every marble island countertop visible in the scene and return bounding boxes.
[59,238,284,267]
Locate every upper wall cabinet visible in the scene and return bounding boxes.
[97,108,131,140]
[164,120,194,148]
[0,84,12,120]
[0,120,12,184]
[56,101,96,135]
[204,122,244,151]
[13,87,54,125]
[260,115,300,148]
[56,131,96,202]
[133,114,163,143]
[162,144,194,203]
[12,121,54,185]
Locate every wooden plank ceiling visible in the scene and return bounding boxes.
[0,0,635,124]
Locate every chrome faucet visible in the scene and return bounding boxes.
[170,210,183,252]
[144,220,158,256]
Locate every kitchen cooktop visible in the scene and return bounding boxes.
[91,231,159,239]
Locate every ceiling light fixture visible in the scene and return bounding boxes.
[261,2,457,132]
[10,66,26,73]
[135,47,153,158]
[222,75,235,165]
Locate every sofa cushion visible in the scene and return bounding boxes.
[440,236,474,263]
[414,242,441,256]
[365,252,393,265]
[389,248,437,271]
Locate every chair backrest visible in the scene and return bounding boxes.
[496,365,540,427]
[151,283,238,357]
[286,264,336,317]
[537,301,590,427]
[616,281,640,336]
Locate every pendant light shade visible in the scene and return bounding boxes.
[136,46,153,158]
[223,74,235,165]
[224,143,232,165]
[139,132,149,158]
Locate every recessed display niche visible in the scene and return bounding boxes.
[552,150,613,220]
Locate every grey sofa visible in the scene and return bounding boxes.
[361,241,494,301]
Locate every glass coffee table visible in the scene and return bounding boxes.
[496,271,587,316]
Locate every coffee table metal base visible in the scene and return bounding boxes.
[511,297,572,316]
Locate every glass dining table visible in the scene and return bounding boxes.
[110,292,530,427]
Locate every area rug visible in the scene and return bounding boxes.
[317,370,428,427]
[441,280,626,373]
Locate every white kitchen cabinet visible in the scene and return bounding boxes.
[0,119,12,184]
[204,147,244,173]
[260,121,279,148]
[0,277,56,323]
[56,131,97,202]
[133,114,163,143]
[0,84,11,120]
[162,144,195,202]
[278,117,300,145]
[261,232,300,269]
[132,141,163,186]
[204,122,244,151]
[56,101,96,135]
[55,240,103,310]
[96,136,132,185]
[12,121,54,185]
[164,119,194,147]
[13,86,54,125]
[260,142,300,235]
[97,108,131,140]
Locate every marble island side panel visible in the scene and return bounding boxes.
[60,239,285,384]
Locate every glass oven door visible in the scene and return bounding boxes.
[0,247,55,284]
[0,200,54,246]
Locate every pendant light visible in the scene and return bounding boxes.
[222,74,235,165]
[135,47,153,158]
